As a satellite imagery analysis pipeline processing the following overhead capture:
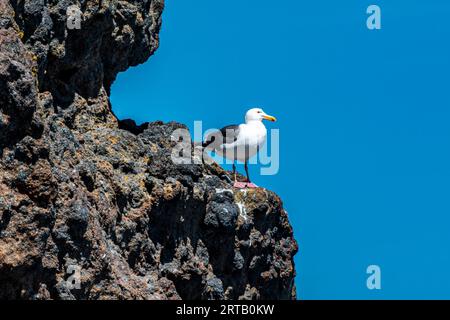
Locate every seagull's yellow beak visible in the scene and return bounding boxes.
[262,114,277,122]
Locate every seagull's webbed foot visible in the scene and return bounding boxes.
[233,181,248,189]
[245,182,258,188]
[233,181,258,189]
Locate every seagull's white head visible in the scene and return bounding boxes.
[245,108,277,123]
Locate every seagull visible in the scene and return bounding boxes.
[203,108,277,188]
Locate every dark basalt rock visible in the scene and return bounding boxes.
[0,0,297,300]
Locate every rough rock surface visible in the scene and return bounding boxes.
[0,0,297,300]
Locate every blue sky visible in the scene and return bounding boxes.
[111,0,450,299]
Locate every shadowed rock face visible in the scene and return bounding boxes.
[0,0,298,300]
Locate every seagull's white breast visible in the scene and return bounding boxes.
[219,121,267,162]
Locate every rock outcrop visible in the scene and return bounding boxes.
[0,0,297,300]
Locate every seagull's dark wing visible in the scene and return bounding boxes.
[203,124,240,148]
[220,125,240,143]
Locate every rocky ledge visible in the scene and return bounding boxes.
[0,0,297,299]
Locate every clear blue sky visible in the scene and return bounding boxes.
[111,0,450,299]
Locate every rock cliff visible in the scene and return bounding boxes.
[0,0,297,299]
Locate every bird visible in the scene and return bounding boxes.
[203,108,277,188]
